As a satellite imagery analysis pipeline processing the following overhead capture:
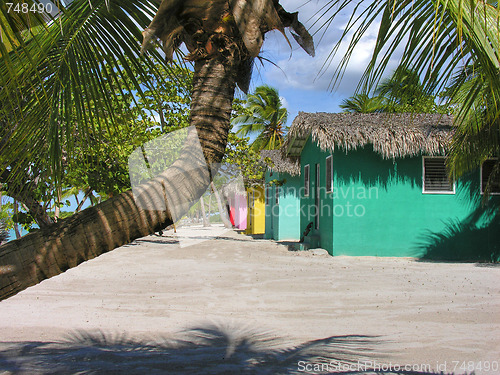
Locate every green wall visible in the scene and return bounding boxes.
[299,138,499,261]
[299,141,334,250]
[265,171,301,241]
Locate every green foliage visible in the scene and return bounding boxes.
[319,0,499,191]
[0,58,193,234]
[139,63,193,133]
[232,85,288,150]
[447,61,500,194]
[0,0,176,188]
[339,94,385,113]
[341,68,449,114]
[65,125,155,198]
[63,59,193,197]
[11,211,34,231]
[376,68,448,114]
[267,178,285,186]
[0,200,15,231]
[223,133,266,186]
[1,33,193,228]
[0,0,194,235]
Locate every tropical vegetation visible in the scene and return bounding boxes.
[1,58,193,233]
[339,93,385,114]
[0,0,314,299]
[0,0,498,299]
[319,0,499,185]
[232,85,288,150]
[340,68,446,114]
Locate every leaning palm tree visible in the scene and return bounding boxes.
[0,0,314,300]
[232,85,288,150]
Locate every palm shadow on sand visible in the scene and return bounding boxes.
[0,322,460,374]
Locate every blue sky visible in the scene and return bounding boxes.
[245,0,402,127]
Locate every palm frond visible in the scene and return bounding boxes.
[339,93,386,113]
[0,0,181,186]
[317,0,499,108]
[317,0,499,190]
[231,84,287,150]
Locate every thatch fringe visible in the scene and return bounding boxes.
[260,150,301,176]
[284,112,454,160]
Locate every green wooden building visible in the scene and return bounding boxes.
[282,112,499,261]
[261,150,301,241]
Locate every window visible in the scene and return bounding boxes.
[265,186,270,205]
[275,186,280,205]
[304,164,310,197]
[325,155,333,193]
[481,159,500,194]
[423,157,454,193]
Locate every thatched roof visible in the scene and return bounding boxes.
[260,150,301,176]
[284,112,454,159]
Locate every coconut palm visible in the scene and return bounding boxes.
[341,68,442,114]
[339,93,385,113]
[375,67,439,113]
[232,85,288,150]
[317,0,499,184]
[0,0,314,299]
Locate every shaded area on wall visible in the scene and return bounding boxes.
[417,183,500,262]
[312,144,499,260]
[332,145,422,192]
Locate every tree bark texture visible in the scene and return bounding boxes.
[211,181,232,228]
[0,57,237,301]
[5,183,54,228]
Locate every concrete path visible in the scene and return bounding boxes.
[0,226,498,374]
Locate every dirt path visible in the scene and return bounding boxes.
[0,227,498,374]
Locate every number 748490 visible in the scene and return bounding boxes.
[6,2,53,14]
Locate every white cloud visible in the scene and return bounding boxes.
[279,96,289,109]
[254,0,403,98]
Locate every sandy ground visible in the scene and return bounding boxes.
[0,226,499,374]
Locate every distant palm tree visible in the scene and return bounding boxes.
[232,85,288,150]
[376,67,437,113]
[339,93,385,113]
[341,68,440,114]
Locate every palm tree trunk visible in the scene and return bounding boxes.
[75,188,93,213]
[211,181,232,228]
[12,200,21,240]
[54,186,62,222]
[199,196,209,227]
[0,57,237,301]
[158,104,168,133]
[208,195,212,223]
[5,185,54,228]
